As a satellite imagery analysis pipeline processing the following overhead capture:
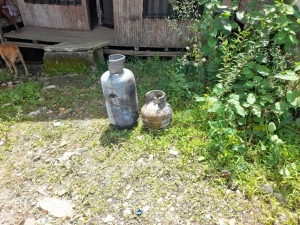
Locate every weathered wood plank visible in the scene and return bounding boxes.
[4,26,115,44]
[5,42,49,49]
[16,0,90,30]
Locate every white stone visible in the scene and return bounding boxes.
[45,85,56,89]
[57,151,79,163]
[229,218,236,225]
[123,208,132,215]
[137,158,146,166]
[126,189,134,199]
[262,184,273,194]
[38,98,45,102]
[24,218,36,225]
[169,146,179,156]
[53,121,62,127]
[157,197,163,203]
[218,218,225,225]
[143,205,150,213]
[36,218,47,224]
[57,189,66,196]
[155,218,161,222]
[205,214,211,219]
[38,197,73,218]
[28,110,40,118]
[103,214,114,223]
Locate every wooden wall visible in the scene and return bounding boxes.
[113,0,194,48]
[113,0,232,48]
[16,0,91,30]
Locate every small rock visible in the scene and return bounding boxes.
[28,110,40,118]
[226,189,232,194]
[137,158,146,166]
[169,206,175,212]
[53,121,62,127]
[218,218,225,225]
[59,140,68,147]
[7,81,13,86]
[236,189,243,197]
[24,217,36,225]
[38,98,45,102]
[262,184,273,194]
[229,218,236,225]
[37,188,50,197]
[57,189,66,196]
[36,218,47,224]
[126,189,134,200]
[149,154,154,160]
[38,197,73,218]
[103,214,114,223]
[278,213,287,223]
[0,141,4,146]
[44,85,56,89]
[160,207,167,212]
[169,146,179,156]
[77,147,87,152]
[123,208,132,216]
[106,198,113,203]
[157,197,163,203]
[33,155,41,162]
[155,218,161,222]
[57,151,79,163]
[143,205,150,213]
[273,192,287,204]
[205,214,211,219]
[1,83,6,86]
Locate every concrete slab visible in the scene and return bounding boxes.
[44,41,109,52]
[43,48,104,75]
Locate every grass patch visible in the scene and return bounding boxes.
[0,57,299,224]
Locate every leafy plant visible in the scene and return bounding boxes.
[169,0,300,172]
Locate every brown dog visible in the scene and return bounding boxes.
[0,42,28,77]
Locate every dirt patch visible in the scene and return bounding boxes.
[0,68,298,225]
[38,74,90,89]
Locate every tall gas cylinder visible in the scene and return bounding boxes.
[101,54,139,128]
[141,90,172,129]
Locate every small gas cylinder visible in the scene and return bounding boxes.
[141,90,172,129]
[101,54,139,129]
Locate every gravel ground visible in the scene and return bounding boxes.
[0,73,297,225]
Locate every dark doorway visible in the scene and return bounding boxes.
[102,0,114,28]
[89,0,99,26]
[88,0,113,28]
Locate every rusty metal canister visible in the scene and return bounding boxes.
[101,54,139,129]
[141,90,172,129]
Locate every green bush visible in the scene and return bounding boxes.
[169,0,300,168]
